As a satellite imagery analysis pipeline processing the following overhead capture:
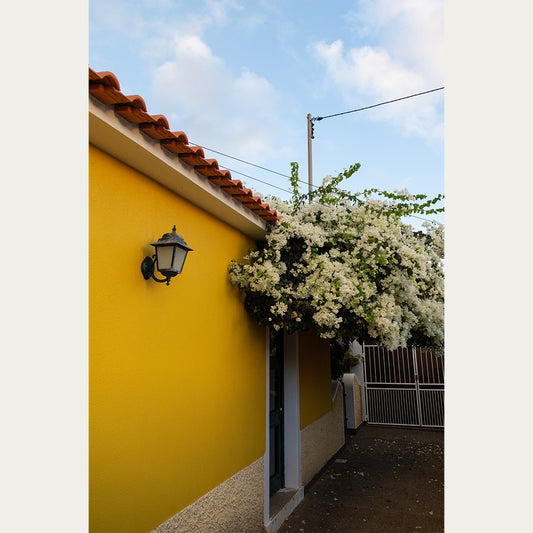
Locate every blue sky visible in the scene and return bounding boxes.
[89,0,444,225]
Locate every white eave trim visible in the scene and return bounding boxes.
[89,96,268,240]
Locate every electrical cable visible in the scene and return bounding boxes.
[190,85,445,223]
[314,87,444,121]
[407,214,443,224]
[192,86,444,192]
[212,163,441,223]
[189,141,292,180]
[190,141,317,189]
[193,88,445,195]
[222,165,441,223]
[220,163,442,223]
[217,165,292,194]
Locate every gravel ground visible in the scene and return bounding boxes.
[278,424,444,533]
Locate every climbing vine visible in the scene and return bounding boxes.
[229,163,444,351]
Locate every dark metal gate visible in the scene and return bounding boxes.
[362,344,444,428]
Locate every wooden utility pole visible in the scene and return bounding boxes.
[307,113,313,203]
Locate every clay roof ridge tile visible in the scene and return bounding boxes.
[148,114,170,129]
[92,70,121,89]
[89,87,130,105]
[190,145,205,158]
[138,114,172,140]
[220,169,232,179]
[89,66,280,224]
[228,179,243,189]
[170,131,189,143]
[122,95,147,111]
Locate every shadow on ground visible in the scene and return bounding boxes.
[278,424,444,533]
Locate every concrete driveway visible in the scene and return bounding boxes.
[278,424,444,532]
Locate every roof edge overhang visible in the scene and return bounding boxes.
[89,95,268,240]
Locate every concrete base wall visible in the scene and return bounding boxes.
[343,373,364,429]
[300,390,345,486]
[152,457,265,533]
[353,375,363,428]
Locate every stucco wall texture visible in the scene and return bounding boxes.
[90,146,267,533]
[152,457,265,533]
[301,390,345,485]
[298,331,332,430]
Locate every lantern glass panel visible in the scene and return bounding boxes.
[172,247,189,274]
[156,246,174,271]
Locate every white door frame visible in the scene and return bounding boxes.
[264,330,302,524]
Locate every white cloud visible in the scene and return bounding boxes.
[315,41,425,94]
[152,33,289,161]
[315,0,444,139]
[90,0,244,64]
[91,0,294,165]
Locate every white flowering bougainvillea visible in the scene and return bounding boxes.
[229,164,444,351]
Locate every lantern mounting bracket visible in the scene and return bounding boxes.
[140,255,172,285]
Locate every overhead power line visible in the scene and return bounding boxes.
[190,141,316,189]
[217,165,292,194]
[220,163,442,223]
[314,87,445,122]
[190,141,292,180]
[193,147,441,223]
[409,214,443,223]
[189,84,445,223]
[191,87,445,190]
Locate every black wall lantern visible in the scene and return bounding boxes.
[141,226,193,285]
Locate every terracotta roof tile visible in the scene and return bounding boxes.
[89,67,280,225]
[138,115,173,139]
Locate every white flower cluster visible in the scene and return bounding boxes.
[229,200,444,350]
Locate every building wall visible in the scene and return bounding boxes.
[298,330,345,485]
[152,457,265,533]
[298,331,332,430]
[89,145,267,533]
[353,374,363,428]
[300,389,345,485]
[343,373,364,430]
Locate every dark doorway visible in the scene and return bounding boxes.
[269,329,284,496]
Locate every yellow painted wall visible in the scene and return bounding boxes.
[298,330,332,430]
[89,145,266,533]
